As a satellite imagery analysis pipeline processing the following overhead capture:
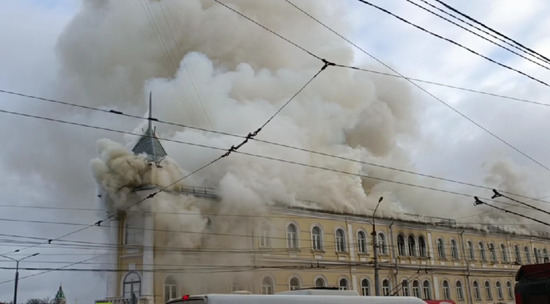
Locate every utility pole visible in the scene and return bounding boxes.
[371,196,383,296]
[0,252,39,304]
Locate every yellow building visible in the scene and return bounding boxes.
[94,118,550,304]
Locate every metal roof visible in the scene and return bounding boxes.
[131,93,167,163]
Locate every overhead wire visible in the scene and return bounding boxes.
[404,0,550,71]
[433,0,550,65]
[355,0,550,88]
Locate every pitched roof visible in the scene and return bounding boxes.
[55,285,65,299]
[131,93,167,163]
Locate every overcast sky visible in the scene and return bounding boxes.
[1,0,550,303]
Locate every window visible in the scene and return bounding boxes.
[336,229,346,253]
[164,276,177,303]
[506,281,514,299]
[408,235,416,256]
[123,272,141,299]
[485,281,496,301]
[544,248,549,262]
[467,241,475,260]
[289,277,300,290]
[442,280,451,300]
[260,222,270,248]
[315,277,326,287]
[515,245,522,264]
[124,216,143,245]
[525,246,531,263]
[501,244,509,263]
[419,236,427,257]
[534,248,540,263]
[361,279,371,296]
[473,281,481,300]
[479,242,486,262]
[456,281,464,301]
[412,280,421,298]
[378,233,387,255]
[357,231,367,254]
[286,224,298,249]
[398,235,406,256]
[437,238,446,258]
[339,278,349,290]
[489,243,497,263]
[451,239,459,259]
[422,280,432,300]
[402,280,410,296]
[312,226,323,251]
[261,276,274,294]
[382,279,391,296]
[496,281,503,300]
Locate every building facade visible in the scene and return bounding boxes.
[95,116,549,304]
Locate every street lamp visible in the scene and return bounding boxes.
[371,196,383,296]
[0,252,39,304]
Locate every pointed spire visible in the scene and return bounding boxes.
[54,285,66,304]
[132,92,167,163]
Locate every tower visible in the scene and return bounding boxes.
[53,285,66,304]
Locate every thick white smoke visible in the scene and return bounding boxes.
[70,0,549,263]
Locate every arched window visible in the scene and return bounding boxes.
[260,222,270,248]
[437,238,446,258]
[485,281,493,300]
[479,242,487,262]
[473,281,481,300]
[164,275,177,303]
[489,243,497,263]
[412,280,421,298]
[123,272,141,299]
[286,224,298,249]
[422,280,432,300]
[357,231,367,254]
[467,241,475,260]
[261,276,274,294]
[402,280,410,296]
[419,236,427,257]
[534,247,540,263]
[543,248,549,262]
[289,277,300,290]
[311,226,323,251]
[496,281,503,300]
[506,281,514,299]
[378,233,387,255]
[382,279,391,296]
[525,246,531,263]
[361,279,371,296]
[339,278,349,290]
[501,244,509,263]
[408,235,416,256]
[397,235,406,256]
[336,229,346,252]
[451,239,459,259]
[515,245,522,264]
[442,280,451,300]
[456,281,464,301]
[315,277,326,287]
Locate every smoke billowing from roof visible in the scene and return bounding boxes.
[66,0,548,234]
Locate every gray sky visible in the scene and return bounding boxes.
[1,0,550,303]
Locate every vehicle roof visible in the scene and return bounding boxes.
[168,294,427,304]
[516,263,550,281]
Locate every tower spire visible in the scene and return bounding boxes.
[131,92,167,163]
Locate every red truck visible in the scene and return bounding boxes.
[515,263,550,304]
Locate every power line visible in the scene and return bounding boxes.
[405,0,550,71]
[355,0,550,88]
[433,0,550,65]
[284,0,550,173]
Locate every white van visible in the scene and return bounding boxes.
[167,294,427,304]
